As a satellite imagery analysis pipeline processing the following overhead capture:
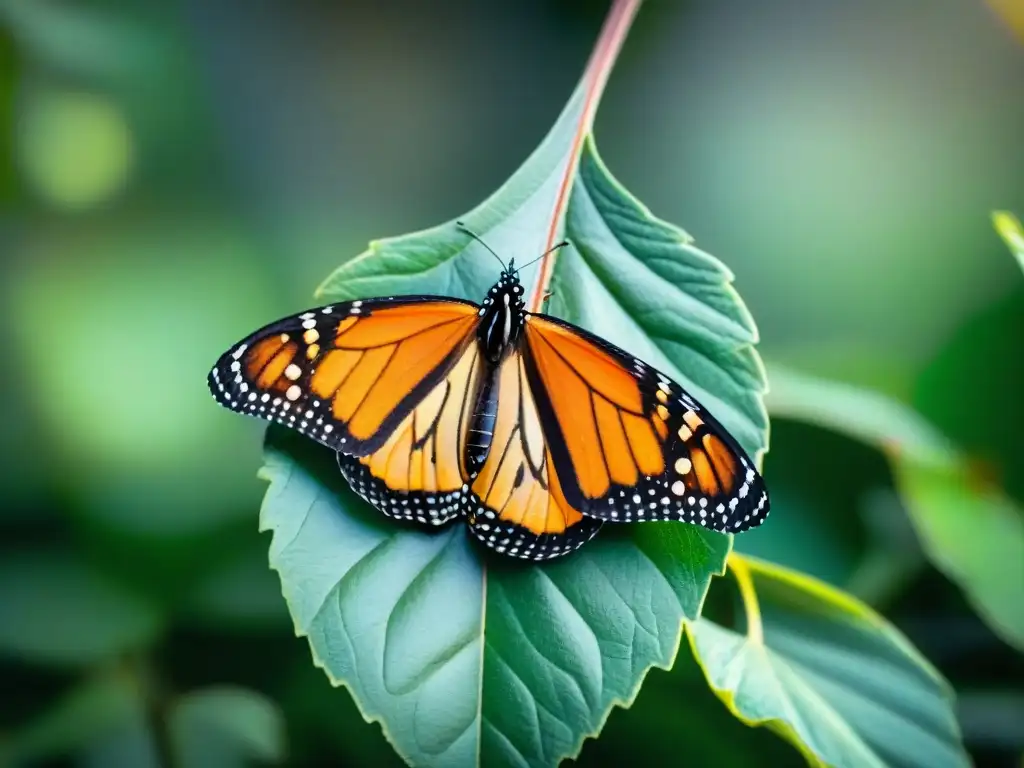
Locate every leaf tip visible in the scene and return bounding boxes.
[992,210,1024,260]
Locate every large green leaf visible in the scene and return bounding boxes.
[765,362,1024,650]
[258,71,765,767]
[688,554,968,768]
[261,429,728,768]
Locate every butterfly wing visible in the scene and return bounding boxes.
[337,337,485,526]
[208,296,481,455]
[521,314,769,534]
[467,349,603,561]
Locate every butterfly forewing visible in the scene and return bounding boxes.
[207,296,481,456]
[521,314,769,534]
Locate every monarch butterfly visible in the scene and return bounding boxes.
[208,228,769,561]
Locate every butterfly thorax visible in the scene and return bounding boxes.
[477,263,526,364]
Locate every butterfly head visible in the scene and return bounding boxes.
[478,263,526,363]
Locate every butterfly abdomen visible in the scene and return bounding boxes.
[466,371,499,474]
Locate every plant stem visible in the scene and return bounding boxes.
[527,0,643,312]
[729,554,765,645]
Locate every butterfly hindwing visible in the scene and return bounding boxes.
[467,349,603,561]
[337,339,486,526]
[521,314,769,534]
[208,296,482,457]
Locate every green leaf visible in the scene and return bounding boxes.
[891,457,1024,648]
[568,651,805,767]
[5,679,284,768]
[314,83,588,304]
[765,363,956,466]
[260,10,765,764]
[0,550,162,667]
[262,429,729,768]
[993,210,1024,271]
[281,661,408,767]
[550,138,767,461]
[688,555,969,768]
[168,686,286,768]
[185,549,291,631]
[912,288,1024,505]
[765,362,1024,650]
[2,670,149,766]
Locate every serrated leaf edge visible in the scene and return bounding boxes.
[256,460,429,764]
[259,446,737,767]
[570,136,771,469]
[551,536,733,765]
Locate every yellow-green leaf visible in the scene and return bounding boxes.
[993,210,1024,272]
[765,362,1024,650]
[688,555,969,768]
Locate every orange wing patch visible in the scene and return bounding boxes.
[524,315,665,503]
[674,411,738,496]
[703,434,737,491]
[208,299,480,456]
[468,350,601,560]
[520,312,769,534]
[316,304,478,442]
[244,334,297,391]
[358,342,481,492]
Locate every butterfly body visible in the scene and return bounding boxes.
[209,263,769,561]
[465,370,499,474]
[476,259,527,363]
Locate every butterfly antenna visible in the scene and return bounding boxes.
[456,221,506,271]
[517,240,569,272]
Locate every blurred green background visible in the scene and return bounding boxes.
[0,1,1021,766]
